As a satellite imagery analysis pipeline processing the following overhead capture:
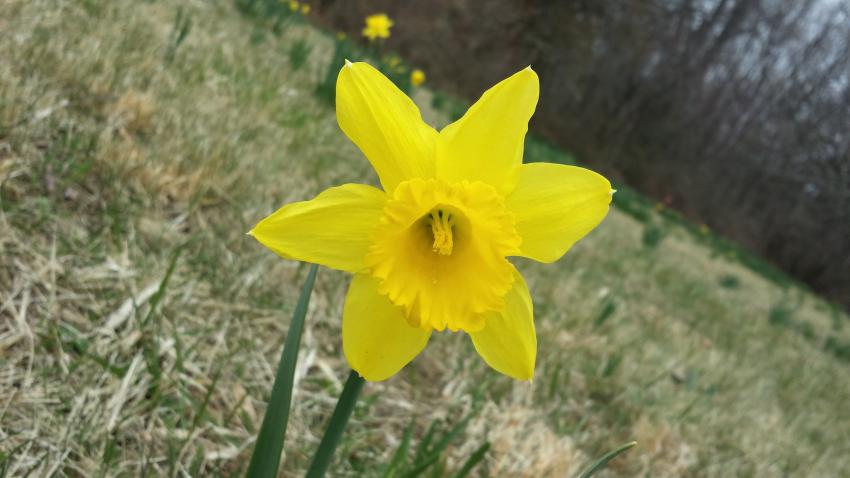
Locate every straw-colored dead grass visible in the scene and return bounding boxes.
[2,0,849,476]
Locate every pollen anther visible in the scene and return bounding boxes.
[429,209,454,255]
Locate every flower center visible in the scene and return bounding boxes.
[365,178,521,332]
[429,209,454,255]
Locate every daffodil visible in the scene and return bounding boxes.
[383,55,401,69]
[288,0,299,13]
[362,13,393,41]
[411,69,426,87]
[250,62,613,382]
[300,4,310,15]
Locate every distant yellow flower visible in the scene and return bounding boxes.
[362,13,393,40]
[288,0,299,12]
[384,55,401,69]
[381,55,406,73]
[300,4,310,14]
[700,224,710,235]
[250,62,613,381]
[336,31,347,41]
[411,69,426,87]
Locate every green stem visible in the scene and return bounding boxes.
[246,263,318,478]
[305,370,366,478]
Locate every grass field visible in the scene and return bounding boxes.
[2,1,850,476]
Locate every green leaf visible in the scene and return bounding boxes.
[450,441,490,478]
[576,441,637,478]
[413,421,438,465]
[399,455,440,478]
[593,300,616,328]
[403,415,473,477]
[141,246,183,408]
[383,420,415,478]
[305,370,366,477]
[427,415,472,460]
[246,263,318,478]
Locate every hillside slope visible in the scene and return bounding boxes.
[1,1,848,476]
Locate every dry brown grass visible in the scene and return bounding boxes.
[2,0,849,477]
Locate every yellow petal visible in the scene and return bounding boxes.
[436,67,539,195]
[343,274,431,381]
[506,162,612,263]
[336,61,437,192]
[469,269,536,380]
[249,184,385,273]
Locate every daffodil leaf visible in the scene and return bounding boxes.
[305,370,366,477]
[246,263,318,478]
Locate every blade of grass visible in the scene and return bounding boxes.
[400,455,440,478]
[246,263,318,478]
[140,246,183,329]
[401,415,473,478]
[427,414,472,461]
[305,370,366,478]
[413,421,438,465]
[140,246,183,405]
[427,462,445,478]
[450,442,490,478]
[382,420,415,478]
[576,441,637,478]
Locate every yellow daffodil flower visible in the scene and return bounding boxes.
[250,62,613,382]
[336,31,347,41]
[362,13,393,40]
[300,4,310,14]
[288,0,299,13]
[383,55,401,69]
[411,69,426,87]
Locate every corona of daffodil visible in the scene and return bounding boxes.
[411,69,426,87]
[250,61,613,382]
[362,13,393,40]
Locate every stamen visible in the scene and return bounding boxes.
[429,209,454,255]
